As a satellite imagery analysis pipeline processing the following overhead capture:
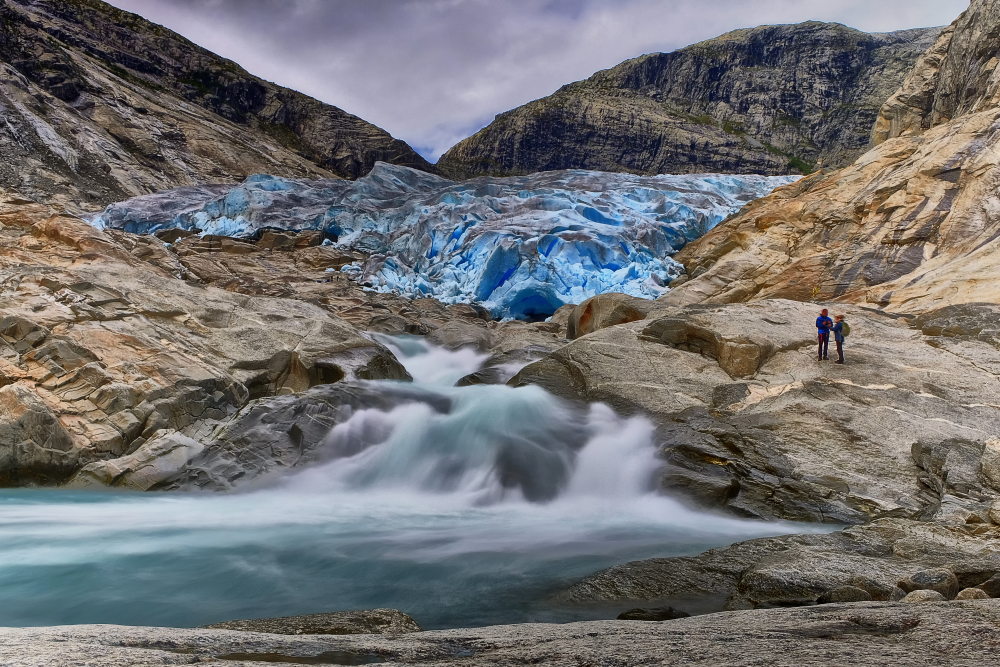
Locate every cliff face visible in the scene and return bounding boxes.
[437,22,942,180]
[662,0,1000,316]
[0,0,433,211]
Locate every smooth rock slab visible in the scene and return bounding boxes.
[4,601,1000,666]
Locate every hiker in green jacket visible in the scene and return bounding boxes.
[832,315,849,364]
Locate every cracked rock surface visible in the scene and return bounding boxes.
[3,600,1000,666]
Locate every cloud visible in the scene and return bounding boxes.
[105,0,969,161]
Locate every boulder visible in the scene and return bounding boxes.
[202,608,421,635]
[901,590,946,603]
[426,320,493,352]
[566,293,653,339]
[898,569,960,600]
[955,588,990,600]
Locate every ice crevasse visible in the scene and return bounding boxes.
[88,163,799,320]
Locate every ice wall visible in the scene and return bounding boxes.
[87,163,798,319]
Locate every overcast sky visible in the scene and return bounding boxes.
[104,0,968,162]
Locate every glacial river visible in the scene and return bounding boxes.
[0,338,804,629]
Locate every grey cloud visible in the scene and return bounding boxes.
[106,0,968,160]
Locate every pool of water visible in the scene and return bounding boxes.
[0,337,809,629]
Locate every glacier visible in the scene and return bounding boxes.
[87,163,798,319]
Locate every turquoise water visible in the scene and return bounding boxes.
[0,338,801,630]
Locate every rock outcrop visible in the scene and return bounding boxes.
[662,0,1000,316]
[511,299,1000,524]
[0,0,432,212]
[5,601,1000,666]
[560,518,1000,611]
[438,23,942,179]
[0,192,411,487]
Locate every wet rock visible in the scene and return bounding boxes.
[901,590,946,603]
[818,586,873,604]
[898,569,959,600]
[455,367,509,387]
[202,608,421,635]
[116,382,446,491]
[67,430,204,491]
[955,588,990,600]
[426,320,493,352]
[616,606,690,621]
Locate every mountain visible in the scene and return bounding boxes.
[661,0,1000,315]
[0,0,433,212]
[436,22,942,179]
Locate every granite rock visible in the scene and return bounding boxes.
[0,0,431,212]
[663,0,1000,316]
[438,23,942,179]
[5,601,1000,666]
[512,299,1000,523]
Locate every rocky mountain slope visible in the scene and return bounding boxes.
[437,22,942,180]
[0,0,432,212]
[660,0,1000,315]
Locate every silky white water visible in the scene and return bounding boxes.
[0,338,807,629]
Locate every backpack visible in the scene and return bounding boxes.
[841,321,850,337]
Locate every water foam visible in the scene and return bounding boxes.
[0,340,817,629]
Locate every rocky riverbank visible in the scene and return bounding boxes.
[5,600,1000,666]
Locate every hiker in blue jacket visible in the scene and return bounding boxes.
[816,308,833,361]
[832,315,847,364]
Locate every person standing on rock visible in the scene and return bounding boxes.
[832,315,848,364]
[816,309,833,361]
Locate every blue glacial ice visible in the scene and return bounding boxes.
[87,163,798,319]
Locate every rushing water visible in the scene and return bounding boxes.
[0,337,807,629]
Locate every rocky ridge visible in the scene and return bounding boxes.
[438,23,941,179]
[0,0,432,212]
[661,0,1000,315]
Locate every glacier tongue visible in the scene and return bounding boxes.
[87,163,798,319]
